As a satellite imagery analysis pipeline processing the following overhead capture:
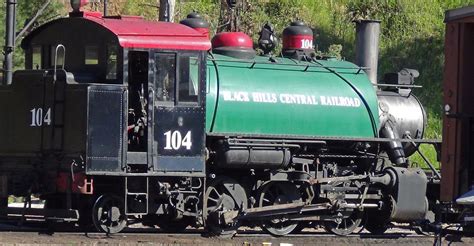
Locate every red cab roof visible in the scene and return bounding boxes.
[82,12,211,50]
[23,12,211,51]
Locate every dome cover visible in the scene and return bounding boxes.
[180,12,210,37]
[282,20,315,60]
[211,32,256,59]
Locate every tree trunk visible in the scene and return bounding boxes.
[159,0,175,22]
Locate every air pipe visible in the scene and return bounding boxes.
[380,121,408,166]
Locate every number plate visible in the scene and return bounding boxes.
[30,108,52,127]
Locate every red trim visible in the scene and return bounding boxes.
[283,34,314,50]
[82,11,103,18]
[194,27,210,38]
[57,172,94,195]
[119,36,211,50]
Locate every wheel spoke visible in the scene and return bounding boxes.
[206,206,218,212]
[259,182,301,236]
[208,197,219,203]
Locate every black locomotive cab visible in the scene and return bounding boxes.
[17,12,209,176]
[0,11,210,199]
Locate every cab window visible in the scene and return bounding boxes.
[85,45,99,65]
[178,54,200,104]
[32,45,42,69]
[106,45,118,80]
[155,53,176,103]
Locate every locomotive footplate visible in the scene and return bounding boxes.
[0,207,79,222]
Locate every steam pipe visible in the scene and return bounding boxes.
[380,120,407,166]
[3,0,16,85]
[355,20,381,84]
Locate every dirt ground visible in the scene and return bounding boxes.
[0,231,472,245]
[0,221,472,245]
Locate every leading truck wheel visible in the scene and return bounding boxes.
[92,194,127,234]
[364,195,394,235]
[258,182,302,236]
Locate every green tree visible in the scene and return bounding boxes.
[0,0,64,70]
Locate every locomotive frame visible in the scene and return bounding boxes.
[0,3,473,238]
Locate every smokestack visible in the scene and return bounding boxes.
[3,0,16,85]
[355,20,381,85]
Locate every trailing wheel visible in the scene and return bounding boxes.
[324,210,363,236]
[142,214,191,232]
[156,217,192,232]
[258,182,302,236]
[204,176,247,236]
[92,194,127,234]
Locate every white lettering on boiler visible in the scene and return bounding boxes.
[320,96,361,107]
[220,91,362,108]
[222,91,250,102]
[252,92,278,103]
[280,94,317,105]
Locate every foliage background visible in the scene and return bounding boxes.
[2,0,474,167]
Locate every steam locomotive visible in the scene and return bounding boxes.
[0,2,469,237]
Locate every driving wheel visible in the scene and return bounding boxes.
[203,176,247,237]
[258,182,302,236]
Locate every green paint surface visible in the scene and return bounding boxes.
[206,54,380,138]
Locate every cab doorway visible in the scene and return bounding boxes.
[127,51,149,152]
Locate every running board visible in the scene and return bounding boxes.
[0,208,79,222]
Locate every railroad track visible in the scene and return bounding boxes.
[0,220,470,245]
